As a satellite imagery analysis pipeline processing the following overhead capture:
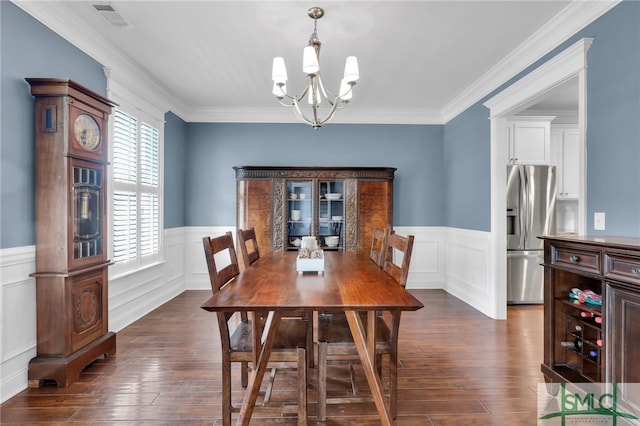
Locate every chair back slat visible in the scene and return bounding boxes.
[382,233,414,287]
[238,227,261,267]
[369,227,390,266]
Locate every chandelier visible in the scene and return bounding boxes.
[271,7,359,129]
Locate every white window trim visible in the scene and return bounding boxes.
[106,77,165,278]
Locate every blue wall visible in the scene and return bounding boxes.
[0,1,107,248]
[164,112,188,228]
[185,123,444,227]
[443,0,640,237]
[583,1,640,237]
[2,1,639,248]
[443,103,491,231]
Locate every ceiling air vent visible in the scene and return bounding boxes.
[92,4,132,28]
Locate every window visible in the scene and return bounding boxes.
[111,107,161,272]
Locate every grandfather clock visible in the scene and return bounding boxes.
[26,78,116,387]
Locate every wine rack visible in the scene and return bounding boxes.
[561,310,602,382]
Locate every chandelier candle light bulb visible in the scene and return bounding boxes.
[272,57,287,84]
[303,46,320,74]
[344,56,359,83]
[271,6,359,129]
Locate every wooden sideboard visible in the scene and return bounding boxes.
[540,235,640,402]
[233,166,395,261]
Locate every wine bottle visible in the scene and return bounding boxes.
[589,350,598,358]
[574,324,582,332]
[560,339,583,350]
[580,312,602,323]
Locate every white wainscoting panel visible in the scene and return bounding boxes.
[0,225,502,404]
[0,228,188,404]
[185,226,447,291]
[0,246,37,403]
[109,227,186,332]
[392,226,446,289]
[184,226,234,290]
[444,227,500,319]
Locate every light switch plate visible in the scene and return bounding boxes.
[594,212,606,231]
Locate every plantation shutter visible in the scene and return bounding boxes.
[112,110,160,267]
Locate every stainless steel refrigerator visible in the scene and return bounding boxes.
[507,164,556,304]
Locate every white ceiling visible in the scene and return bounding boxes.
[15,1,610,124]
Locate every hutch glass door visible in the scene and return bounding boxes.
[287,180,312,249]
[318,180,344,249]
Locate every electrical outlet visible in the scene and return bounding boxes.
[594,212,606,231]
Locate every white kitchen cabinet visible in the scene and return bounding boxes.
[550,125,579,199]
[507,116,555,165]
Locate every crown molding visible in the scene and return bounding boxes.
[484,38,593,118]
[176,106,444,125]
[442,0,620,123]
[11,0,176,114]
[12,0,620,125]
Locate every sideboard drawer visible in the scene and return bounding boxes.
[551,243,602,275]
[604,252,640,286]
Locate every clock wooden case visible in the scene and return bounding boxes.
[26,78,117,387]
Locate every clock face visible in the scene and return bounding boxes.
[74,114,101,151]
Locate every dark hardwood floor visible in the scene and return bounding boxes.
[1,290,544,425]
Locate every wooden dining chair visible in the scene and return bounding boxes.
[317,230,415,421]
[203,232,309,426]
[237,227,314,367]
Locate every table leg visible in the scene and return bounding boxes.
[344,311,394,426]
[389,311,401,419]
[237,311,282,426]
[367,311,376,369]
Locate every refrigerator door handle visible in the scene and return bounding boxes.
[520,166,528,248]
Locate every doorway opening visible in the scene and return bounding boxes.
[484,38,592,319]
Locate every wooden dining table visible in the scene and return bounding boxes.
[200,250,424,426]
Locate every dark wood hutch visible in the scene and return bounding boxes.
[233,166,395,263]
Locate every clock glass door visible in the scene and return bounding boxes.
[73,164,102,260]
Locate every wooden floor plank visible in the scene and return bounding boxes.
[1,289,545,424]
